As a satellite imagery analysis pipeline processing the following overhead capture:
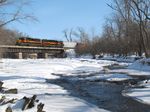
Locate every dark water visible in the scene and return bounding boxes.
[46,73,150,112]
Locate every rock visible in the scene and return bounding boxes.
[102,68,109,73]
[4,88,18,94]
[0,96,6,104]
[146,62,150,66]
[1,98,16,105]
[37,103,45,112]
[0,95,17,105]
[5,107,12,112]
[0,81,3,87]
[22,95,37,110]
[22,97,30,110]
[28,95,37,108]
[0,81,3,90]
[36,99,39,103]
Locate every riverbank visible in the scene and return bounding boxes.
[0,58,149,112]
[0,59,112,112]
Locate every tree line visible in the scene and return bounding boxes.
[0,0,150,58]
[65,0,150,58]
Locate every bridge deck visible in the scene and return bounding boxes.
[0,45,64,50]
[0,45,65,55]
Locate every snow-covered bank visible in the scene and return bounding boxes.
[69,73,132,82]
[110,58,150,76]
[110,58,150,106]
[128,58,150,72]
[101,55,140,63]
[0,59,112,112]
[0,58,150,111]
[89,57,150,106]
[123,80,150,105]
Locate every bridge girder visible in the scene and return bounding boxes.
[0,45,65,58]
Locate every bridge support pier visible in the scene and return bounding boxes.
[18,52,23,59]
[44,53,48,59]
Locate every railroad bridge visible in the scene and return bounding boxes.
[0,45,64,59]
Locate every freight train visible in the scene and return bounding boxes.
[16,37,64,48]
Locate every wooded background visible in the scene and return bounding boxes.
[0,0,150,58]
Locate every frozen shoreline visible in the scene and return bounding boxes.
[120,58,150,105]
[0,58,150,111]
[0,59,111,112]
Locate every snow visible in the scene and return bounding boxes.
[77,73,132,82]
[0,59,112,112]
[94,57,150,105]
[101,55,141,63]
[65,49,76,58]
[128,58,150,72]
[39,95,108,112]
[112,69,150,76]
[119,58,150,105]
[1,57,150,111]
[111,58,150,76]
[123,80,150,105]
[105,73,132,81]
[79,54,94,59]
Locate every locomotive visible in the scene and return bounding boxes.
[16,37,64,48]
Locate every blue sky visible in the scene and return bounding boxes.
[8,0,112,41]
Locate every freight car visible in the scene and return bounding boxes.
[16,37,64,48]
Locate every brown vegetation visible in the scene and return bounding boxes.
[0,27,19,45]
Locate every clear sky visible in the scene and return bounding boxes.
[8,0,112,41]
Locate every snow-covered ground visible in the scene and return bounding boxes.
[0,59,114,112]
[0,58,150,112]
[121,58,150,105]
[80,57,150,106]
[101,55,138,63]
[123,80,150,105]
[128,58,150,72]
[69,73,132,82]
[110,58,150,76]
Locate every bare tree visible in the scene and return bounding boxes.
[0,0,37,27]
[107,0,150,57]
[63,28,74,42]
[0,27,23,57]
[129,0,150,57]
[73,27,94,56]
[0,0,36,58]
